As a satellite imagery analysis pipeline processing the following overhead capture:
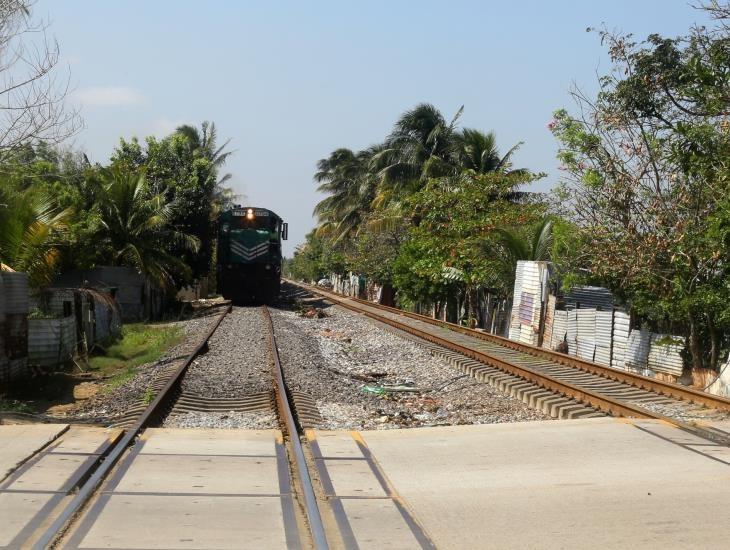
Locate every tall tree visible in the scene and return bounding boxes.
[95,168,200,287]
[0,1,80,153]
[0,184,72,286]
[313,146,379,242]
[550,4,730,369]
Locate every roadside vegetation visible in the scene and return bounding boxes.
[90,323,183,390]
[289,1,730,372]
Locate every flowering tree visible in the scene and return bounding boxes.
[550,7,730,369]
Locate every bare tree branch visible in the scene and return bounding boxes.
[0,0,81,156]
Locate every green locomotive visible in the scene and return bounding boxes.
[216,206,288,303]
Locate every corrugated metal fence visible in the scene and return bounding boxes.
[507,262,688,381]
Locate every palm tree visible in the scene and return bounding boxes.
[176,121,235,200]
[0,186,72,286]
[96,168,200,287]
[372,103,462,206]
[313,146,379,243]
[175,121,233,169]
[450,128,526,175]
[492,217,554,292]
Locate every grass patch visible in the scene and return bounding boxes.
[90,323,183,388]
[0,398,36,414]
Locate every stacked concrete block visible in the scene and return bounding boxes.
[611,311,630,370]
[594,311,613,367]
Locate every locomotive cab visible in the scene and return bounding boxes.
[216,207,287,303]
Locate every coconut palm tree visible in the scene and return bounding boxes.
[491,217,554,292]
[0,185,72,286]
[176,121,235,200]
[313,146,380,243]
[96,168,200,287]
[372,103,461,206]
[450,128,526,175]
[175,121,233,169]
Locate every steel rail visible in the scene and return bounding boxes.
[32,304,232,549]
[288,281,730,444]
[356,298,730,412]
[289,280,730,412]
[262,306,329,550]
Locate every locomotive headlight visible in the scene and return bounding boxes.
[264,264,271,270]
[221,223,229,233]
[246,208,254,220]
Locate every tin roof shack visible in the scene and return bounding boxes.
[27,311,75,370]
[53,266,163,322]
[1,271,29,383]
[30,288,121,366]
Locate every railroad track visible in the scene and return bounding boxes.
[286,280,730,445]
[19,303,330,549]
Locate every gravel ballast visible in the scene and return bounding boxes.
[178,306,273,397]
[271,297,552,430]
[164,306,278,429]
[70,312,221,421]
[165,411,277,429]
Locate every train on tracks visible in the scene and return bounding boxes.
[216,206,288,303]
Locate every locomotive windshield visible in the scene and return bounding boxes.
[223,209,281,233]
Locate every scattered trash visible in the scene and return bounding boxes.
[300,306,329,319]
[319,328,351,342]
[361,381,420,395]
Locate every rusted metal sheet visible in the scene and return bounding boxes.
[626,328,651,372]
[550,310,568,350]
[541,295,556,349]
[648,334,684,377]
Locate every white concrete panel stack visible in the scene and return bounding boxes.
[517,261,543,346]
[567,310,578,355]
[626,328,652,372]
[594,311,613,366]
[550,310,568,350]
[576,308,596,361]
[611,311,630,370]
[508,262,525,341]
[647,335,684,377]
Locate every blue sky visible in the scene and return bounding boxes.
[37,1,710,255]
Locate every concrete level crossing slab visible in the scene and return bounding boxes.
[0,423,67,481]
[111,454,281,495]
[136,427,277,456]
[0,492,55,547]
[344,417,730,550]
[65,428,300,550]
[307,429,433,549]
[74,494,288,550]
[47,426,120,455]
[0,425,121,548]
